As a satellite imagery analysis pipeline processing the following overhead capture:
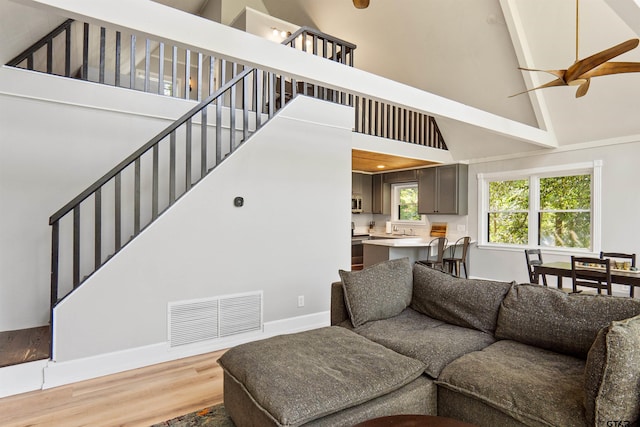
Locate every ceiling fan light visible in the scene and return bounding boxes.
[353,0,370,9]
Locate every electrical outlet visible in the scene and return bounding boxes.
[297,295,305,307]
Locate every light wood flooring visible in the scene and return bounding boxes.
[0,349,226,427]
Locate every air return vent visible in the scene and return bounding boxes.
[168,292,262,347]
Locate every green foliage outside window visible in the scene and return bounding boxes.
[399,187,421,221]
[488,180,529,244]
[539,175,591,248]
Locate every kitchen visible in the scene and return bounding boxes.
[351,161,470,271]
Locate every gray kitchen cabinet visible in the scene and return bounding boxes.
[383,169,417,183]
[372,174,391,215]
[418,164,468,215]
[352,172,373,213]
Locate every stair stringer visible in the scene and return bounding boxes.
[49,96,353,367]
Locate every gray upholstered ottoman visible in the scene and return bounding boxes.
[218,326,436,427]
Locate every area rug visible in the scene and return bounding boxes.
[152,404,235,427]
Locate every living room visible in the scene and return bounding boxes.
[1,0,639,422]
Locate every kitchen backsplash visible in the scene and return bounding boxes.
[352,213,468,237]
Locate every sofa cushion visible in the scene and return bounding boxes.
[339,257,412,328]
[495,284,640,358]
[218,326,426,427]
[410,263,513,334]
[437,340,587,427]
[355,308,496,378]
[584,314,640,427]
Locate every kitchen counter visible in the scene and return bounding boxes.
[362,236,473,268]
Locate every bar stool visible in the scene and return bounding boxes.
[416,237,448,271]
[443,236,470,278]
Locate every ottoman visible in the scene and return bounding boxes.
[218,326,436,427]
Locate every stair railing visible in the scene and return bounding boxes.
[47,27,355,310]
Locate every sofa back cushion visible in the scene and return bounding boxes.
[495,284,640,358]
[584,314,640,427]
[339,257,413,328]
[410,263,513,334]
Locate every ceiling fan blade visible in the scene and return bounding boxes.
[579,62,640,79]
[508,78,566,98]
[565,38,640,83]
[518,67,566,79]
[575,79,590,98]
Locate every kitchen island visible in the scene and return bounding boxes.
[362,236,471,269]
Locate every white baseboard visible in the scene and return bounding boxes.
[39,311,329,391]
[0,359,47,398]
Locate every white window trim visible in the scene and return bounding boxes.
[477,161,602,254]
[390,182,427,225]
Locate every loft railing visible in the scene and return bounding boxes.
[47,26,355,311]
[7,19,446,150]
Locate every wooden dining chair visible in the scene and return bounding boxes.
[417,237,448,271]
[571,256,612,295]
[600,251,636,296]
[443,236,470,278]
[525,249,547,286]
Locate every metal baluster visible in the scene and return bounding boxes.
[268,72,275,117]
[46,39,52,74]
[243,73,249,142]
[172,46,177,97]
[197,52,203,101]
[130,35,136,89]
[230,63,237,150]
[134,158,140,234]
[354,96,360,133]
[209,56,215,96]
[216,96,222,164]
[99,27,106,84]
[115,173,122,250]
[27,54,33,71]
[152,145,159,219]
[115,31,121,86]
[95,188,102,269]
[201,108,207,176]
[64,24,71,77]
[186,118,192,189]
[82,23,89,80]
[185,49,191,100]
[158,42,164,95]
[73,205,80,287]
[255,69,263,128]
[170,131,176,203]
[50,221,59,308]
[144,39,151,92]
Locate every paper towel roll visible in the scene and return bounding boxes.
[385,221,392,233]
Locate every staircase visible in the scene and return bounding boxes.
[7,16,448,339]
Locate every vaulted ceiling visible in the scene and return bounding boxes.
[155,0,640,162]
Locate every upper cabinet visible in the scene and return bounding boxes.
[371,174,390,215]
[352,172,373,213]
[418,164,468,215]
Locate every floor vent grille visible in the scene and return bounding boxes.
[168,292,262,347]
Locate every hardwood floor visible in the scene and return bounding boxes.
[0,326,50,368]
[0,349,226,427]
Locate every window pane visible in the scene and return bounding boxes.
[399,187,421,221]
[488,212,528,244]
[539,212,591,248]
[540,175,590,210]
[489,180,528,210]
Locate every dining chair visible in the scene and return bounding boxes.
[443,236,470,278]
[416,237,448,271]
[571,256,612,295]
[600,251,636,296]
[524,249,548,286]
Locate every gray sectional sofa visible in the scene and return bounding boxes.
[218,258,640,427]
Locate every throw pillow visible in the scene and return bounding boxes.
[584,315,640,427]
[495,284,640,358]
[410,263,513,334]
[339,257,412,328]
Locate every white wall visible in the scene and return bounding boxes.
[51,96,352,362]
[467,140,640,296]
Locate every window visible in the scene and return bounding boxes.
[391,183,425,223]
[479,162,601,251]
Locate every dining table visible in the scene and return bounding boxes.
[533,261,640,297]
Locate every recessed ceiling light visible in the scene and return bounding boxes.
[377,165,385,169]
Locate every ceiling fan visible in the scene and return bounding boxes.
[352,0,369,9]
[512,0,640,98]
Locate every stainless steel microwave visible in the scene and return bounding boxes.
[352,195,363,213]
